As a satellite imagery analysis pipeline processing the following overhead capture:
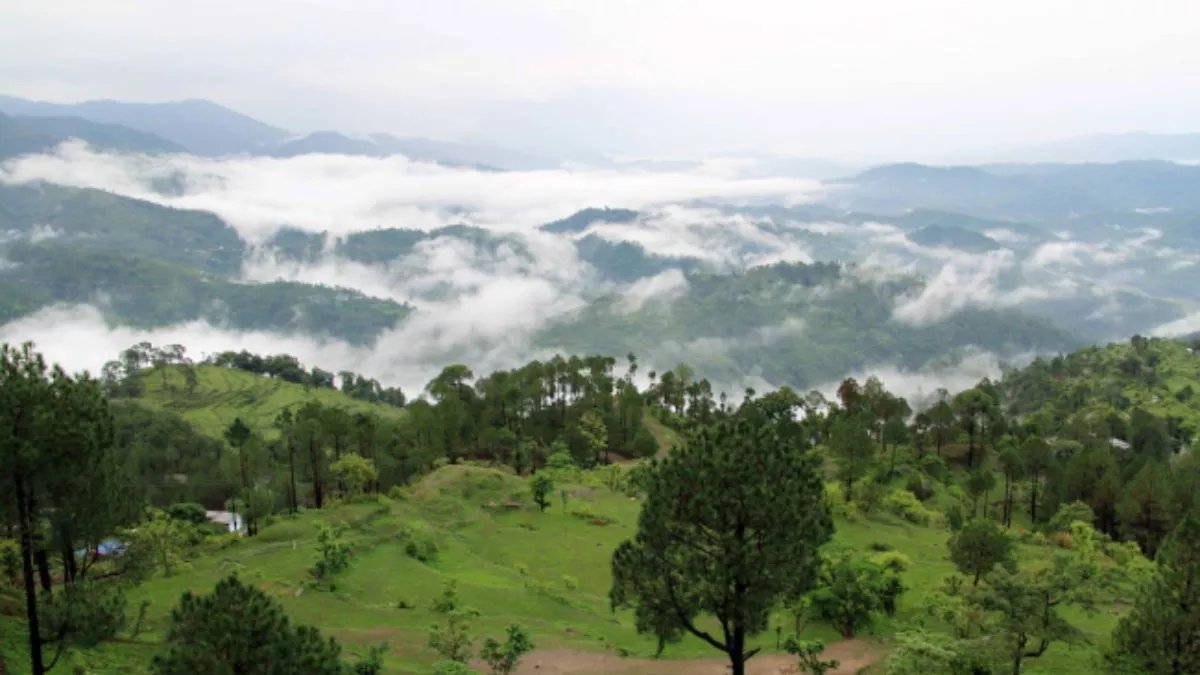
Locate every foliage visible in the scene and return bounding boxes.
[809,549,903,638]
[1048,500,1096,533]
[1106,512,1200,673]
[331,454,379,495]
[310,521,351,586]
[150,574,345,675]
[530,474,553,512]
[428,580,481,663]
[610,406,833,674]
[128,508,191,578]
[479,623,534,675]
[948,518,1016,586]
[784,637,839,675]
[972,548,1099,675]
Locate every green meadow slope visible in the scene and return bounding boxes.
[132,364,407,439]
[1,464,1124,675]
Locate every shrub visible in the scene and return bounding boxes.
[825,482,846,505]
[386,485,408,500]
[1047,501,1095,533]
[868,541,894,552]
[946,505,965,532]
[1030,532,1047,546]
[919,454,949,483]
[561,575,579,591]
[431,660,476,675]
[1051,531,1076,549]
[406,537,439,562]
[882,489,938,526]
[398,524,439,563]
[0,539,19,584]
[166,502,209,525]
[905,474,936,501]
[569,505,614,525]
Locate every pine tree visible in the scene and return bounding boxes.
[152,574,344,675]
[609,409,833,675]
[1106,512,1200,674]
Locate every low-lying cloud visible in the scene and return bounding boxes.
[0,141,821,241]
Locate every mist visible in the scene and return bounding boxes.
[1,141,1194,404]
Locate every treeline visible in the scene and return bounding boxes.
[101,342,406,407]
[103,335,1200,562]
[102,343,661,517]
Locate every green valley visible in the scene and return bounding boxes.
[4,335,1198,674]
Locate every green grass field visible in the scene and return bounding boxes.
[0,464,1123,675]
[134,365,408,438]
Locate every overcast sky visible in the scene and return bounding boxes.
[2,0,1198,160]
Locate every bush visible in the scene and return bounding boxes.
[905,474,936,501]
[946,505,965,532]
[1051,531,1075,549]
[868,541,894,552]
[919,454,949,483]
[386,485,408,500]
[882,490,939,526]
[431,661,477,675]
[1047,501,1095,533]
[561,575,579,591]
[1030,532,1048,546]
[166,502,209,525]
[398,524,439,563]
[569,505,614,525]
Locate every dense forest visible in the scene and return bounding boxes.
[4,334,1200,673]
[540,261,1080,389]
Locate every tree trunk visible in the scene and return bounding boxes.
[35,548,52,594]
[1030,478,1039,523]
[728,625,746,675]
[14,472,46,675]
[310,437,324,509]
[288,440,299,513]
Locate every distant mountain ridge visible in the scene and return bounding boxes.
[0,111,184,159]
[831,160,1200,219]
[0,95,289,156]
[0,94,555,169]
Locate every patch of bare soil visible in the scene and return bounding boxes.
[492,639,883,675]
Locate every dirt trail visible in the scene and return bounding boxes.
[495,639,883,675]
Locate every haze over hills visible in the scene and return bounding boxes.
[0,116,1198,402]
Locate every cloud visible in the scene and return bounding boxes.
[0,301,576,398]
[583,205,814,266]
[811,348,1027,410]
[0,142,820,242]
[1151,312,1200,338]
[891,250,1016,325]
[618,269,689,312]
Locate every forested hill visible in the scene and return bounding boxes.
[538,261,1081,390]
[0,182,413,341]
[0,110,185,159]
[999,334,1200,453]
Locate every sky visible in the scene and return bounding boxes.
[3,1,1200,159]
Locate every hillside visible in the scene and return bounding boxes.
[0,95,290,156]
[0,184,414,340]
[905,224,1001,253]
[1000,335,1200,442]
[538,261,1081,390]
[832,161,1200,219]
[132,364,407,439]
[0,464,1123,674]
[0,111,183,159]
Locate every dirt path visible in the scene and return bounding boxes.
[494,639,883,675]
